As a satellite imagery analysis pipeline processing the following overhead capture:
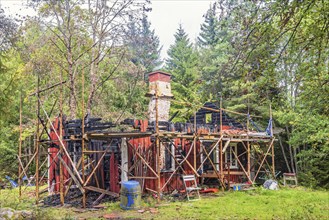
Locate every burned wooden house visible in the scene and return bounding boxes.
[18,71,275,206]
[45,71,274,203]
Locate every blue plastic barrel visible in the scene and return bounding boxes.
[233,185,241,191]
[120,181,141,210]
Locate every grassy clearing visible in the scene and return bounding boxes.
[0,187,328,219]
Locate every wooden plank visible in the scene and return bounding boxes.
[127,142,159,178]
[201,171,245,177]
[84,186,119,197]
[87,132,152,139]
[222,140,231,154]
[92,187,110,206]
[58,155,85,194]
[128,176,158,179]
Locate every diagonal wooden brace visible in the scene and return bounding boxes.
[253,139,275,182]
[127,142,159,178]
[197,138,222,171]
[200,142,225,189]
[58,155,85,194]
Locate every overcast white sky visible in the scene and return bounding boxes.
[0,0,215,59]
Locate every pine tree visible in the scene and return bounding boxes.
[126,14,162,72]
[198,3,219,48]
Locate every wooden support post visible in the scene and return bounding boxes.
[247,101,251,179]
[35,74,40,204]
[193,112,197,170]
[121,138,128,183]
[81,70,86,208]
[59,73,64,205]
[18,93,22,199]
[155,84,161,202]
[247,141,251,178]
[219,97,224,191]
[270,104,275,177]
[272,139,275,177]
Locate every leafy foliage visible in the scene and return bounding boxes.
[196,0,329,188]
[125,14,162,72]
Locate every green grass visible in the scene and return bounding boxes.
[1,187,328,219]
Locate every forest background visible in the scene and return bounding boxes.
[0,0,328,189]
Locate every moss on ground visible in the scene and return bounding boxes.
[0,187,328,219]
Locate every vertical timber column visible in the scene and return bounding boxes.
[121,138,128,182]
[81,70,86,208]
[35,74,40,204]
[193,112,197,170]
[247,115,251,180]
[272,141,275,177]
[270,104,275,178]
[155,84,161,203]
[247,142,251,180]
[18,93,22,199]
[219,97,224,190]
[59,72,64,206]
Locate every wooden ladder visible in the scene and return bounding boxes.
[182,175,201,201]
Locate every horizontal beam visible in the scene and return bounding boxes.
[201,171,245,177]
[84,186,119,197]
[86,132,152,140]
[128,176,158,179]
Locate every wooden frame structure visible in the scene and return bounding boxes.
[17,71,276,207]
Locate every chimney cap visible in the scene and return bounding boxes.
[148,71,171,77]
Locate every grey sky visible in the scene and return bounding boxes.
[149,0,215,59]
[1,0,215,59]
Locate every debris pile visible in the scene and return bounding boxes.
[43,188,118,207]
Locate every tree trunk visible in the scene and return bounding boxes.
[68,69,77,119]
[87,49,99,115]
[294,147,298,175]
[286,125,296,173]
[278,135,292,173]
[68,49,77,119]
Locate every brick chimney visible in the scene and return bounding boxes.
[147,71,173,122]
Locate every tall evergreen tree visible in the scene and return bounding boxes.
[126,14,162,72]
[198,3,219,48]
[165,24,202,120]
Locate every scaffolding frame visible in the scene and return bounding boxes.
[17,73,276,207]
